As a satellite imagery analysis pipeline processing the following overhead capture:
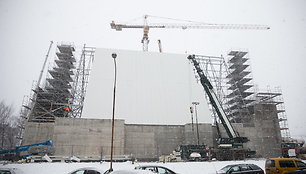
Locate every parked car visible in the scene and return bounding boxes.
[108,170,154,174]
[135,165,177,174]
[0,168,24,174]
[265,158,306,174]
[68,167,105,174]
[69,168,153,174]
[217,164,264,174]
[285,167,306,174]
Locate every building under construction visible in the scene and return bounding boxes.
[19,43,95,141]
[225,51,290,139]
[20,46,290,160]
[28,44,76,122]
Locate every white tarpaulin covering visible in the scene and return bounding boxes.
[82,48,210,124]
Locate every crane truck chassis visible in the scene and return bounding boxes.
[164,144,255,162]
[181,55,256,161]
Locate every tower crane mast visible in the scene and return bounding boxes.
[110,15,270,51]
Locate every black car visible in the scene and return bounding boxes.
[217,164,264,174]
[68,167,105,174]
[135,165,177,174]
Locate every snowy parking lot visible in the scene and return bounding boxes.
[1,159,267,174]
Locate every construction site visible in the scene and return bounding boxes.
[2,17,304,163]
[10,43,296,162]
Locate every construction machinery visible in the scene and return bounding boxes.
[187,55,254,160]
[160,145,210,162]
[0,140,54,161]
[281,139,305,158]
[174,145,210,161]
[110,15,270,51]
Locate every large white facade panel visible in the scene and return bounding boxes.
[82,48,211,124]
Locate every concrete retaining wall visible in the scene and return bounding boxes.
[22,122,54,145]
[52,118,125,157]
[22,103,282,159]
[125,124,185,160]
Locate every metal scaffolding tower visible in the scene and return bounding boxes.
[17,43,95,142]
[190,54,233,124]
[27,44,76,122]
[189,51,291,140]
[16,96,31,145]
[226,51,255,123]
[69,45,95,118]
[255,86,291,140]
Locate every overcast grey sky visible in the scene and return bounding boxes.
[0,0,305,138]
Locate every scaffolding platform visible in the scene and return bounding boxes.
[28,44,76,122]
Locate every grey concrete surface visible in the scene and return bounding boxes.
[22,103,282,160]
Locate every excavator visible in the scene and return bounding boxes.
[187,55,254,160]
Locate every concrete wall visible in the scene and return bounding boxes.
[183,123,214,146]
[22,104,282,159]
[22,122,54,145]
[23,118,125,158]
[252,103,282,157]
[52,118,125,157]
[125,124,185,160]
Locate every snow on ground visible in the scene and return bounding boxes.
[0,159,267,174]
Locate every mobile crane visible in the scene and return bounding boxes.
[0,140,54,161]
[187,55,253,160]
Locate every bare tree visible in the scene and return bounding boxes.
[0,100,17,148]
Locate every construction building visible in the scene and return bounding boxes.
[225,51,290,139]
[20,46,288,160]
[28,44,76,122]
[18,43,95,142]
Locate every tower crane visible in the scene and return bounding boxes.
[110,15,270,51]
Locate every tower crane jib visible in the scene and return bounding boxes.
[110,16,270,51]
